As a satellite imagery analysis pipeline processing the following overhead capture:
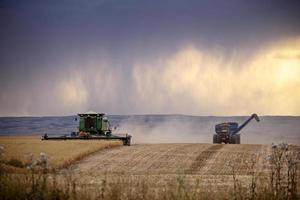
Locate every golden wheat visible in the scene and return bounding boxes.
[0,136,122,169]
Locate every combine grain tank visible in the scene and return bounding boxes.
[42,112,131,146]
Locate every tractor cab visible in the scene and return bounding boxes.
[215,122,238,134]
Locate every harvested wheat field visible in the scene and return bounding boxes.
[67,143,278,188]
[0,136,123,169]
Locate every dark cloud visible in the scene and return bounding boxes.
[0,0,300,116]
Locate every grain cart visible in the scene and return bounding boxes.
[213,113,260,144]
[42,112,131,146]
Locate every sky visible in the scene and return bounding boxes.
[0,0,300,116]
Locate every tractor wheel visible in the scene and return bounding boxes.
[229,135,236,144]
[214,134,222,144]
[235,134,241,144]
[213,134,217,144]
[217,136,222,144]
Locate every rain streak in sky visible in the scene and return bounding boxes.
[0,0,300,116]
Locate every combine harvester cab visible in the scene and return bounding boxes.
[213,113,260,144]
[42,112,131,146]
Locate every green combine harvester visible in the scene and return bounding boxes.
[42,112,131,146]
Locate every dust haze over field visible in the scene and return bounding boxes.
[115,115,300,145]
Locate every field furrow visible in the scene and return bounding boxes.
[67,143,275,188]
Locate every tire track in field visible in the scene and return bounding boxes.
[69,143,272,180]
[65,143,277,188]
[185,144,224,174]
[69,144,212,175]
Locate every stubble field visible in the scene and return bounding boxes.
[68,143,272,187]
[1,136,299,199]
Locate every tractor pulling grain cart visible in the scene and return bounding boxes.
[42,112,131,146]
[213,113,260,144]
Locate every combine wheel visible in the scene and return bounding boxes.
[123,136,131,146]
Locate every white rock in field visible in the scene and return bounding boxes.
[40,152,48,163]
[0,145,4,156]
[34,152,49,168]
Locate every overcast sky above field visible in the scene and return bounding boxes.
[0,0,300,116]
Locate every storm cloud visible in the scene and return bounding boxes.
[0,0,300,116]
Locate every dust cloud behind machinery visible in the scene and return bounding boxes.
[115,115,300,145]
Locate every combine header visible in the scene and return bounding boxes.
[42,112,131,146]
[213,113,260,144]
